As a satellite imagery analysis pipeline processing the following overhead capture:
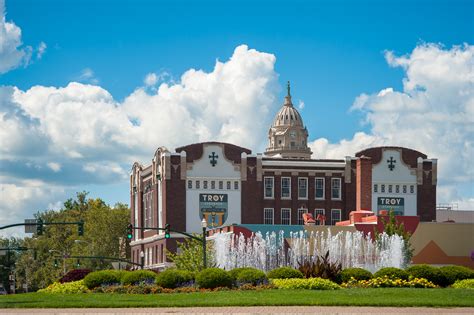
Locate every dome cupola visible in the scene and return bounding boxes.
[265,82,312,159]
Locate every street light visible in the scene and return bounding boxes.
[140,250,145,270]
[201,218,207,269]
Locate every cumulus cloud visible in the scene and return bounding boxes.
[36,41,46,59]
[144,73,157,86]
[0,0,34,74]
[310,43,474,208]
[0,45,279,232]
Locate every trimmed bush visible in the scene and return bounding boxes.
[342,276,437,288]
[155,269,194,288]
[271,277,340,290]
[121,270,157,285]
[59,269,92,283]
[196,268,232,289]
[452,279,474,289]
[228,267,257,281]
[406,264,447,287]
[236,268,267,286]
[374,267,409,280]
[338,268,373,284]
[440,265,474,286]
[38,280,89,293]
[267,267,304,279]
[83,270,124,289]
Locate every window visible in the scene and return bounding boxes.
[374,184,378,193]
[281,208,291,225]
[410,185,415,193]
[388,185,393,193]
[403,185,407,193]
[314,209,325,225]
[381,184,385,193]
[298,178,308,199]
[203,181,208,189]
[315,178,325,199]
[234,181,239,190]
[264,177,274,198]
[211,181,215,189]
[396,185,400,193]
[227,181,231,190]
[219,181,223,190]
[297,208,308,225]
[331,209,341,225]
[281,177,291,198]
[144,191,153,229]
[264,208,274,225]
[196,180,200,189]
[187,180,192,189]
[331,178,341,199]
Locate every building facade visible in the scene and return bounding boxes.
[129,84,438,269]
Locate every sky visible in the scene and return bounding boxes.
[0,0,473,236]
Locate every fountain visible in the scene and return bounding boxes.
[212,230,404,272]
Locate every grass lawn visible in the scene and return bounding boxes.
[0,289,473,308]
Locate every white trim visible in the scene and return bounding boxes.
[315,177,325,200]
[263,168,344,174]
[262,160,345,167]
[264,208,274,225]
[264,176,274,199]
[297,208,308,225]
[298,177,308,200]
[281,208,291,225]
[281,177,291,199]
[331,178,342,200]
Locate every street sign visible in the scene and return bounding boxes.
[111,262,128,270]
[24,219,37,233]
[0,250,6,256]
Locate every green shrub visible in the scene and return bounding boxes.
[83,270,124,289]
[228,267,257,281]
[195,268,232,289]
[440,265,474,286]
[406,264,447,286]
[267,267,304,279]
[373,267,409,280]
[38,280,89,293]
[338,268,373,284]
[155,269,194,288]
[342,276,437,288]
[121,270,157,285]
[271,277,340,290]
[452,279,474,289]
[236,268,267,286]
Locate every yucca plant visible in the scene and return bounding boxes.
[297,250,342,281]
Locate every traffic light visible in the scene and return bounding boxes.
[78,220,84,236]
[76,259,81,268]
[126,224,133,240]
[53,259,59,268]
[164,223,171,239]
[36,218,43,236]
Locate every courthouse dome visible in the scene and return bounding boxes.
[272,87,304,128]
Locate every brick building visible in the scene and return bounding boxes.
[129,83,438,269]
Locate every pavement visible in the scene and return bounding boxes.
[1,307,474,315]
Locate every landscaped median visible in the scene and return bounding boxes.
[1,265,473,308]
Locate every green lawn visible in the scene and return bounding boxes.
[0,289,473,308]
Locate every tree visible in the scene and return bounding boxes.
[375,210,414,267]
[167,236,216,272]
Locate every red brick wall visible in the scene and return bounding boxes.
[356,157,372,211]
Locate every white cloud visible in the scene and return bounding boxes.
[298,100,305,110]
[144,73,157,86]
[77,67,99,84]
[36,41,46,59]
[0,0,34,74]
[310,43,474,209]
[0,45,279,223]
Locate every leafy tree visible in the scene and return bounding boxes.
[375,210,414,267]
[167,236,216,272]
[0,237,24,292]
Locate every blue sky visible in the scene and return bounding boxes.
[0,0,473,234]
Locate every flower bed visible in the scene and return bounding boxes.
[341,276,438,288]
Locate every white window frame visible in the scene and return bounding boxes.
[297,208,308,225]
[298,177,308,200]
[281,177,291,199]
[264,208,274,225]
[314,209,325,225]
[144,190,153,230]
[331,209,341,225]
[331,178,341,200]
[315,177,325,200]
[281,208,291,225]
[264,177,274,199]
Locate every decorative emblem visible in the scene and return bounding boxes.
[209,152,218,167]
[387,157,396,171]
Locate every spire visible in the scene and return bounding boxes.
[284,80,293,107]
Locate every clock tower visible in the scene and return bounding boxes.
[264,82,312,159]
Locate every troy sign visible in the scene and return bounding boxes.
[377,197,405,215]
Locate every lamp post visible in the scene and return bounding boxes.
[140,250,145,269]
[201,218,207,269]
